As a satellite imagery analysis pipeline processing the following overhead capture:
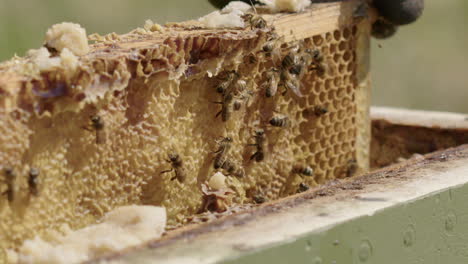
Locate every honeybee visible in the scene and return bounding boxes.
[233,167,245,178]
[214,92,234,122]
[313,106,328,116]
[261,36,282,63]
[28,167,40,196]
[308,49,327,77]
[283,42,308,73]
[281,51,300,71]
[346,159,358,177]
[279,42,315,97]
[83,115,106,144]
[303,105,328,118]
[292,165,314,177]
[243,13,267,29]
[160,153,186,183]
[221,159,245,178]
[263,68,279,98]
[216,70,239,94]
[2,167,16,203]
[298,182,310,193]
[289,64,303,76]
[213,137,233,169]
[269,115,290,128]
[280,70,303,97]
[221,160,236,174]
[247,53,258,64]
[262,40,275,54]
[249,129,266,162]
[233,79,247,93]
[253,194,266,204]
[232,81,253,111]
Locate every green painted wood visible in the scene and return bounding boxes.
[222,184,468,264]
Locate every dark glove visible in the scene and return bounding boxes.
[373,0,424,25]
[208,0,424,40]
[372,0,424,39]
[208,0,261,9]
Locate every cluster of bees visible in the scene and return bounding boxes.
[213,71,253,122]
[1,167,40,205]
[160,14,338,206]
[211,14,330,197]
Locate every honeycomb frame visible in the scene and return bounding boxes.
[0,0,372,259]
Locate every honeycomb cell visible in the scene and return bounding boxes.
[313,82,323,94]
[319,138,328,149]
[333,77,342,87]
[321,46,329,56]
[333,121,342,132]
[343,51,352,62]
[292,147,302,156]
[333,145,341,155]
[295,111,304,121]
[319,91,327,102]
[338,64,346,74]
[338,110,347,121]
[319,160,327,170]
[313,35,324,46]
[336,88,346,99]
[343,98,353,109]
[325,147,333,157]
[343,27,351,40]
[338,41,347,51]
[347,62,355,73]
[344,118,353,128]
[323,79,333,90]
[333,30,341,41]
[314,127,324,139]
[333,53,341,63]
[319,115,330,127]
[338,132,346,141]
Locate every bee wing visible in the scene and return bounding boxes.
[270,75,279,95]
[263,80,276,97]
[287,78,304,98]
[271,49,282,66]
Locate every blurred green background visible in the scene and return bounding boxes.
[0,0,466,113]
